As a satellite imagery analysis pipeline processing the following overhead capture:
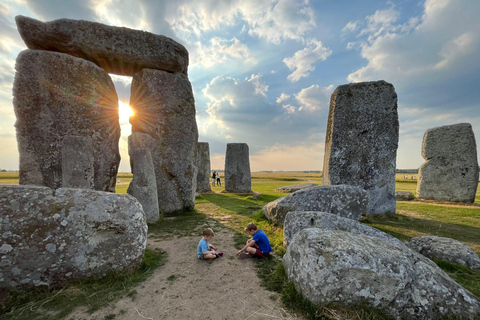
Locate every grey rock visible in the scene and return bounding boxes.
[395,191,415,201]
[283,211,401,246]
[417,123,479,202]
[276,183,317,193]
[407,236,480,270]
[61,136,94,189]
[13,49,120,192]
[323,81,399,215]
[263,185,368,224]
[224,143,252,193]
[0,185,147,289]
[130,69,198,214]
[127,132,160,222]
[16,15,188,76]
[196,142,212,193]
[284,228,480,319]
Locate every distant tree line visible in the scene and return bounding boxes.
[396,169,419,174]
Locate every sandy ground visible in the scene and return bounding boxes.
[69,229,302,320]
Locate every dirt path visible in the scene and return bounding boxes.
[69,228,301,320]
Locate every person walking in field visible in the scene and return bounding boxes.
[216,173,221,186]
[236,222,272,259]
[212,171,216,187]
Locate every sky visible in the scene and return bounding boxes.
[0,0,479,172]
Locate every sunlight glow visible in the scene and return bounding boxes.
[118,100,134,125]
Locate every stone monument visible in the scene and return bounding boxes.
[224,143,252,193]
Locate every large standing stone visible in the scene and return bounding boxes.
[62,136,94,189]
[15,15,188,76]
[0,185,147,289]
[276,183,317,193]
[323,81,399,215]
[196,142,212,193]
[407,236,480,270]
[263,185,368,224]
[130,69,198,214]
[284,228,480,319]
[283,211,401,246]
[416,123,479,202]
[224,143,252,193]
[13,49,120,192]
[127,132,160,222]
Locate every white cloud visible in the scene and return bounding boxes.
[276,93,290,104]
[359,6,400,41]
[191,37,253,68]
[295,84,334,111]
[283,39,332,82]
[342,21,358,33]
[282,104,296,114]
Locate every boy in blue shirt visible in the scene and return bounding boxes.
[236,222,272,258]
[197,228,222,259]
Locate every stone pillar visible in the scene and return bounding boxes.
[62,136,94,189]
[323,80,399,215]
[13,49,120,192]
[127,132,160,222]
[225,143,252,193]
[417,123,479,202]
[196,142,212,193]
[130,69,198,214]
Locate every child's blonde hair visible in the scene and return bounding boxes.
[203,228,214,237]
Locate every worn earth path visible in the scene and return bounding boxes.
[69,228,302,320]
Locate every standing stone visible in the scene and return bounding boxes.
[196,142,212,193]
[16,15,189,76]
[127,132,159,222]
[0,185,147,289]
[13,49,120,192]
[130,69,198,214]
[62,136,94,189]
[224,143,252,193]
[417,123,478,202]
[323,81,399,215]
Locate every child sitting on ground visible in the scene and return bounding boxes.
[236,222,272,259]
[197,228,223,260]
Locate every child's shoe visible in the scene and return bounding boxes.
[217,252,223,257]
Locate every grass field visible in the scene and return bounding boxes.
[1,171,479,319]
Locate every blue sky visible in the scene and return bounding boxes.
[0,0,479,172]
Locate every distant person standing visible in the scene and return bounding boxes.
[216,173,221,186]
[212,171,216,187]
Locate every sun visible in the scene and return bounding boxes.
[118,101,134,124]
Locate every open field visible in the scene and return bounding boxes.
[1,171,480,319]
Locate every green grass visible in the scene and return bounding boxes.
[1,248,167,320]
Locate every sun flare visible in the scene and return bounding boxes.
[118,101,134,124]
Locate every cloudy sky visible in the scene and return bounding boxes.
[0,0,479,172]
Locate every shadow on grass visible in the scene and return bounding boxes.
[362,214,480,246]
[201,193,264,217]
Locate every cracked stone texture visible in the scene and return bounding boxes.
[263,185,368,224]
[417,123,479,202]
[284,228,480,319]
[224,143,252,193]
[127,132,160,222]
[16,15,188,76]
[323,80,399,215]
[196,142,212,193]
[130,69,198,214]
[0,185,147,290]
[61,136,94,189]
[407,236,480,271]
[13,49,120,192]
[276,183,317,193]
[283,211,402,246]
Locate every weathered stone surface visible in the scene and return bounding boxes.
[283,211,401,246]
[323,81,399,215]
[395,191,415,201]
[224,143,252,193]
[196,142,212,193]
[61,136,94,189]
[263,185,368,224]
[127,132,159,222]
[0,185,147,289]
[407,236,480,270]
[13,49,120,192]
[16,15,188,76]
[284,228,480,319]
[276,183,317,193]
[417,123,479,202]
[130,69,198,214]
